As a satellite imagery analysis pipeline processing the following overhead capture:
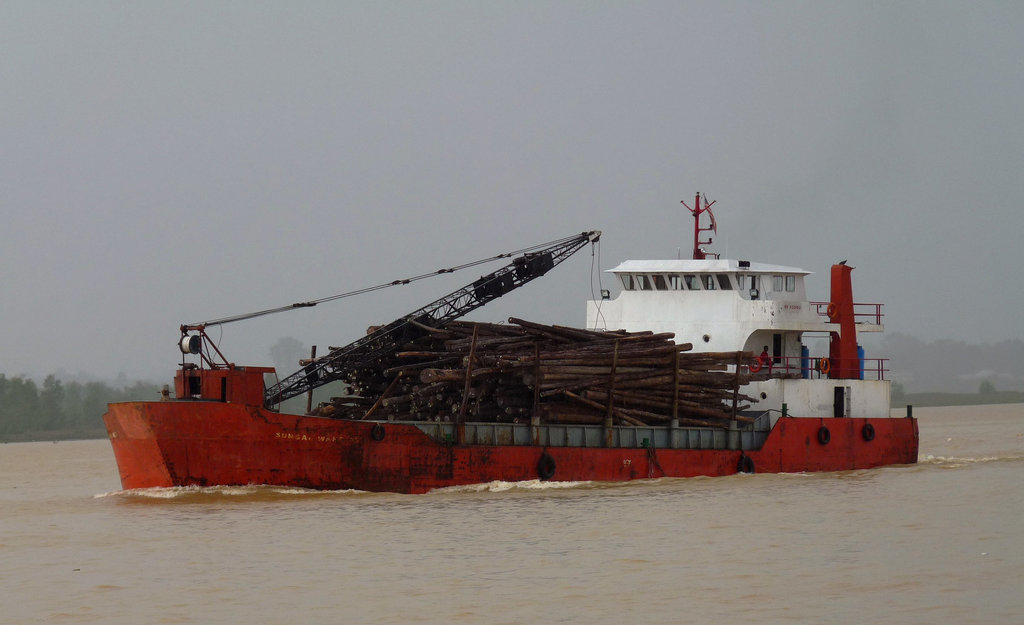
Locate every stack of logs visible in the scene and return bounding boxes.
[312,318,759,429]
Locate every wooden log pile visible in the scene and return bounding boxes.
[312,318,758,428]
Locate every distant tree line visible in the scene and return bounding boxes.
[880,334,1024,394]
[0,374,161,440]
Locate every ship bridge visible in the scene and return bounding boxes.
[586,257,889,420]
[586,258,847,354]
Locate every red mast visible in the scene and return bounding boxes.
[681,192,717,259]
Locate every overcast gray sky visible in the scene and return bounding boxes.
[2,1,1022,383]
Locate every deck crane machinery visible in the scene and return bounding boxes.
[177,231,601,409]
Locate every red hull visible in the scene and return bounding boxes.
[104,401,919,494]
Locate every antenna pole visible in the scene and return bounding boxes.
[692,192,704,259]
[682,192,716,260]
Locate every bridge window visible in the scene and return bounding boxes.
[637,275,651,290]
[653,274,668,290]
[669,274,682,290]
[785,275,796,291]
[620,275,633,290]
[739,275,761,299]
[684,275,700,290]
[773,275,784,291]
[717,274,732,289]
[702,275,716,290]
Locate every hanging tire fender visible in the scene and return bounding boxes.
[370,423,385,442]
[862,422,876,442]
[817,425,831,445]
[537,452,556,480]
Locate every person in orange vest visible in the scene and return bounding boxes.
[759,346,773,374]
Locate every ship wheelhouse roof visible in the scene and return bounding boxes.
[607,259,811,276]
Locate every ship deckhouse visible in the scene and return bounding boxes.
[586,193,889,421]
[588,258,837,359]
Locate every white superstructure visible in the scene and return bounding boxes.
[586,255,890,420]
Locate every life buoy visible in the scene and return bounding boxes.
[818,425,831,445]
[862,422,875,442]
[537,452,556,480]
[738,455,755,474]
[370,423,385,441]
[819,358,831,375]
[749,359,763,373]
[826,302,837,319]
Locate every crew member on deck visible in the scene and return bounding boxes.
[759,346,773,374]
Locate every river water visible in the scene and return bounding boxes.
[1,404,1021,624]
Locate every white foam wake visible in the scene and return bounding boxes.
[94,484,364,499]
[920,454,1022,467]
[431,479,593,494]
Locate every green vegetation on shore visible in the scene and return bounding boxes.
[0,374,161,442]
[891,380,1024,407]
[895,391,1024,407]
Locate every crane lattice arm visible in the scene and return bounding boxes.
[264,230,600,406]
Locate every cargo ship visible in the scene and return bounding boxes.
[104,195,918,493]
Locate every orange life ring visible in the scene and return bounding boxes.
[826,302,837,319]
[819,358,831,375]
[749,359,763,373]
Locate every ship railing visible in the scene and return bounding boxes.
[811,301,884,325]
[751,410,773,431]
[761,355,889,381]
[415,420,772,451]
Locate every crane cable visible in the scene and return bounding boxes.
[183,232,591,330]
[589,238,608,330]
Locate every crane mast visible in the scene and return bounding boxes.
[263,231,600,406]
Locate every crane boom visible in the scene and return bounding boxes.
[264,230,600,406]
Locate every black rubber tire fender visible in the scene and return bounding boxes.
[537,452,556,480]
[818,425,831,445]
[862,422,876,442]
[370,423,385,442]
